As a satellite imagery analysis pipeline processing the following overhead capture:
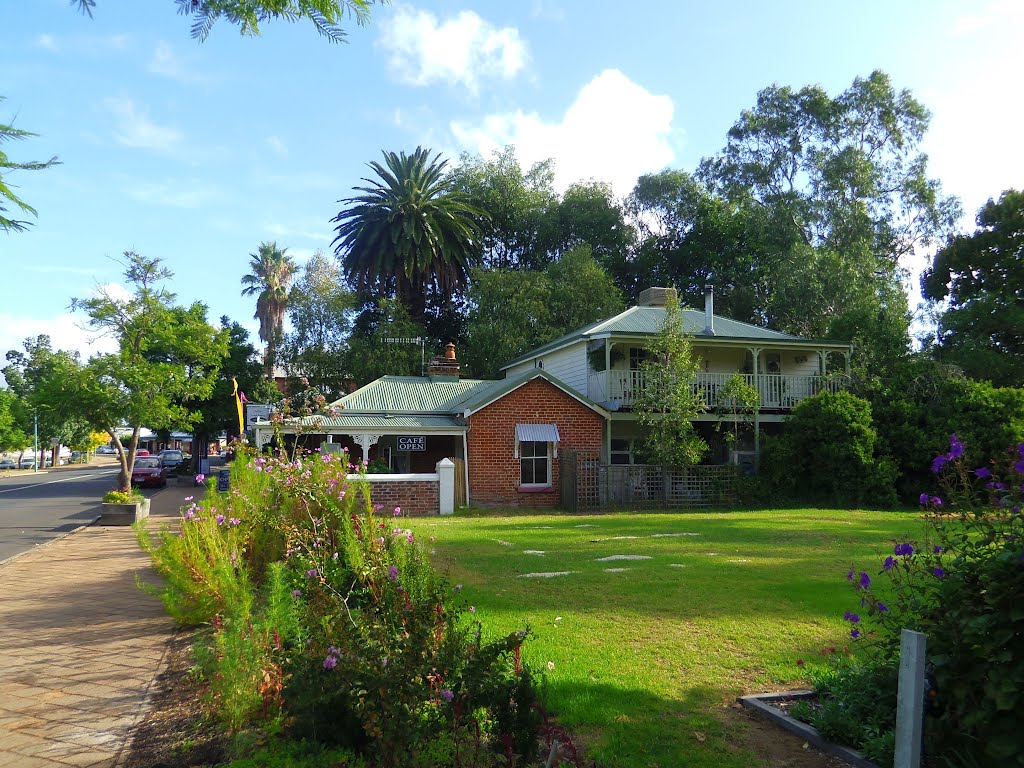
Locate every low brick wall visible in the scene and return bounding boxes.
[363,474,440,516]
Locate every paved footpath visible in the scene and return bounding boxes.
[0,484,193,767]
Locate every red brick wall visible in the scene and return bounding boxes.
[364,479,439,516]
[467,378,604,507]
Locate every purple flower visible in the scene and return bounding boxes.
[975,467,991,479]
[229,518,241,526]
[858,572,871,590]
[919,492,929,505]
[216,514,226,525]
[877,602,889,613]
[933,567,945,578]
[846,570,855,582]
[439,689,454,703]
[387,565,399,581]
[933,545,942,554]
[292,589,302,598]
[1018,443,1024,459]
[306,568,319,579]
[1015,459,1024,474]
[949,434,964,459]
[931,455,948,474]
[883,556,896,570]
[894,543,914,557]
[843,611,861,623]
[930,496,943,507]
[327,646,341,656]
[323,655,337,670]
[850,628,861,639]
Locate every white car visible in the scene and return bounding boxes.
[19,456,37,469]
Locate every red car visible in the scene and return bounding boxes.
[131,457,167,488]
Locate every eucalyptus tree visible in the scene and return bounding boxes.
[332,147,485,327]
[1,97,59,233]
[241,241,297,376]
[70,251,228,491]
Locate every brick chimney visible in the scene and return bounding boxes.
[427,343,460,380]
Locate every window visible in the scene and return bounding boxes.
[610,438,633,465]
[629,348,650,370]
[519,441,550,486]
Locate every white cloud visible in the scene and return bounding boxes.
[264,221,331,243]
[148,41,204,82]
[952,0,1024,35]
[0,312,118,366]
[105,97,182,151]
[266,135,288,157]
[378,6,528,92]
[125,179,220,208]
[35,34,59,52]
[450,69,676,196]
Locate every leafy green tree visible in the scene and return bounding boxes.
[462,245,624,378]
[552,181,634,271]
[632,292,707,466]
[73,0,380,43]
[332,147,485,331]
[344,298,425,386]
[69,251,228,490]
[452,146,560,270]
[1,97,59,234]
[281,252,356,400]
[714,373,760,451]
[696,70,960,370]
[3,336,89,463]
[0,388,28,455]
[241,241,297,377]
[922,189,1024,386]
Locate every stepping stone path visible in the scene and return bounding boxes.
[604,567,630,573]
[518,571,574,578]
[523,550,545,555]
[596,554,652,562]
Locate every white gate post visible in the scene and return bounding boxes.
[894,629,927,768]
[437,458,455,516]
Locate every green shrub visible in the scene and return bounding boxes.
[103,489,143,504]
[761,391,898,507]
[139,448,541,767]
[833,435,1024,766]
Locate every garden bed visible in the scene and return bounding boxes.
[738,692,878,768]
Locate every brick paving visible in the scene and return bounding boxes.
[0,484,193,767]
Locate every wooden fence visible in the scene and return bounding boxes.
[560,449,738,512]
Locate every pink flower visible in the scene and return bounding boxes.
[393,506,402,516]
[195,473,205,483]
[229,518,241,526]
[468,606,476,614]
[407,532,414,543]
[216,514,225,525]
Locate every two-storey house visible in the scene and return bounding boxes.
[257,287,850,508]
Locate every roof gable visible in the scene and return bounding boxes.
[331,375,497,414]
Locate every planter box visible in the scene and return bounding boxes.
[738,691,879,768]
[99,497,151,526]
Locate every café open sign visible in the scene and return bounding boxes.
[397,435,426,452]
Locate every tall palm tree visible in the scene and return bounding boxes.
[331,147,485,323]
[240,241,297,376]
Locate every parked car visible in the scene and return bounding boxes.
[95,446,115,455]
[157,449,184,472]
[131,457,167,488]
[19,456,37,469]
[70,451,83,463]
[0,458,16,470]
[136,449,150,457]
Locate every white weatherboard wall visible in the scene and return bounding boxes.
[541,343,587,393]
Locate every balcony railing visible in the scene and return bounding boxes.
[587,371,847,411]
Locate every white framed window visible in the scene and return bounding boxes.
[515,423,559,488]
[519,440,551,487]
[610,438,633,465]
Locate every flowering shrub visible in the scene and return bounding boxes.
[103,488,143,504]
[801,434,1024,766]
[139,449,540,766]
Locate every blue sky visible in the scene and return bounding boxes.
[2,0,1021,363]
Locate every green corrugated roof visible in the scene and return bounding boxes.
[502,305,845,369]
[330,376,499,414]
[290,414,463,430]
[459,369,607,417]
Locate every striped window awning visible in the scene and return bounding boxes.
[515,423,560,443]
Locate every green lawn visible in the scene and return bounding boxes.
[407,508,923,768]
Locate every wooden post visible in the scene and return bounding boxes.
[894,629,927,768]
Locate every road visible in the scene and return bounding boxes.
[0,460,160,562]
